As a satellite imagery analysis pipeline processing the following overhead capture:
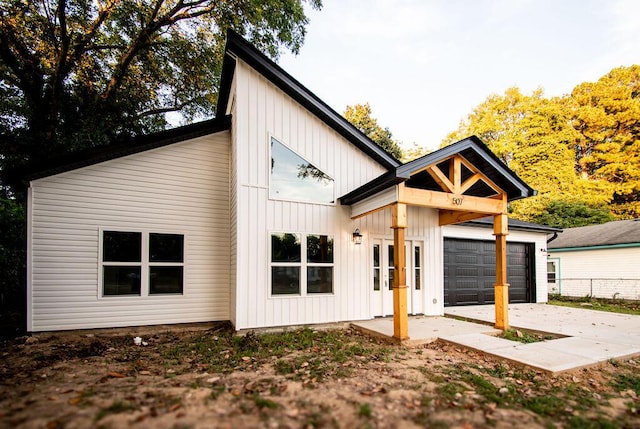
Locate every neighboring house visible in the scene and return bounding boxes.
[547,219,640,300]
[23,31,550,336]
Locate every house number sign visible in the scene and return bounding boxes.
[451,196,464,205]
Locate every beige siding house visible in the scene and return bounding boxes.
[24,31,553,334]
[548,219,640,300]
[28,132,231,331]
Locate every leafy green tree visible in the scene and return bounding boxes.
[344,103,403,160]
[568,65,640,218]
[0,0,322,189]
[531,200,615,228]
[402,142,430,162]
[443,87,587,221]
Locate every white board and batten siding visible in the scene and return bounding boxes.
[28,132,231,331]
[361,206,445,316]
[443,224,549,303]
[230,62,397,330]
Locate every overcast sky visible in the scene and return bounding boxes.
[278,0,640,151]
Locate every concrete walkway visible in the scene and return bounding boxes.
[352,303,640,374]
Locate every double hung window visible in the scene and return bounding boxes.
[547,260,557,284]
[271,233,334,296]
[101,230,184,297]
[102,231,142,296]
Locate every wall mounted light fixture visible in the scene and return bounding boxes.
[352,228,363,245]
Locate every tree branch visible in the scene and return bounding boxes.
[0,17,43,108]
[68,0,118,67]
[51,0,70,87]
[41,0,58,52]
[100,1,216,102]
[135,99,195,119]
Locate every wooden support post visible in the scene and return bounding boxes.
[391,203,409,341]
[494,213,509,330]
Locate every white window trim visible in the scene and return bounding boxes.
[98,228,186,299]
[269,231,335,298]
[547,257,561,294]
[413,242,423,291]
[268,135,336,206]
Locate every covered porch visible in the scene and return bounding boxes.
[340,136,536,341]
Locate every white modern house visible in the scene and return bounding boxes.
[548,219,640,300]
[23,31,555,338]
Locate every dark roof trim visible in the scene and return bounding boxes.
[23,115,231,182]
[339,136,536,205]
[338,170,403,205]
[217,30,401,170]
[339,170,398,205]
[399,136,532,194]
[459,216,562,234]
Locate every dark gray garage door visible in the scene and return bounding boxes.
[444,238,534,306]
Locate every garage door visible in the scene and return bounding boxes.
[444,238,534,306]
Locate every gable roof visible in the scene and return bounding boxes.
[21,116,231,182]
[217,30,401,170]
[548,219,640,250]
[339,135,536,205]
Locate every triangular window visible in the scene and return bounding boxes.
[270,137,335,204]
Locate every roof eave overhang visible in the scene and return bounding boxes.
[339,171,403,206]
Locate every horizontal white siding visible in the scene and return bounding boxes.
[232,62,390,329]
[29,132,231,331]
[549,247,640,300]
[443,224,549,303]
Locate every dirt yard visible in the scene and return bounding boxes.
[0,323,638,429]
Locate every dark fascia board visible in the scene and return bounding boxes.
[459,216,562,234]
[339,135,536,205]
[339,170,404,206]
[217,30,401,170]
[22,116,232,182]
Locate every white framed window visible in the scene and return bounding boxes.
[100,229,185,297]
[547,259,558,284]
[414,244,422,291]
[270,232,334,296]
[270,233,302,296]
[102,231,142,296]
[148,233,184,295]
[269,137,335,204]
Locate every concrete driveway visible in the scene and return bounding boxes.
[353,303,640,373]
[444,303,640,373]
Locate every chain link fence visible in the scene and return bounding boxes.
[549,278,640,301]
